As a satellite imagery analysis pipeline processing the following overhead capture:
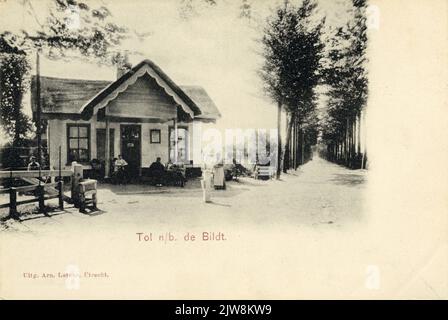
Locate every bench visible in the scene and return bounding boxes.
[254,166,276,180]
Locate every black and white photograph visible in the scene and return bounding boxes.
[0,0,446,300]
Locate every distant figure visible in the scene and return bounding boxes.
[114,155,128,184]
[27,156,40,171]
[114,155,128,171]
[149,157,165,187]
[230,158,247,179]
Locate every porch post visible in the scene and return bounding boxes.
[105,116,111,177]
[173,117,178,164]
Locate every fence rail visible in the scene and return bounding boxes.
[0,164,98,219]
[0,181,64,219]
[0,170,72,179]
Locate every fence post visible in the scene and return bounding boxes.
[71,163,83,208]
[36,185,45,214]
[9,187,18,220]
[92,192,97,210]
[92,180,98,209]
[58,180,64,210]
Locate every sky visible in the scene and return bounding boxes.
[0,0,353,134]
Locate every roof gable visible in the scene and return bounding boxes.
[80,59,201,119]
[106,73,179,121]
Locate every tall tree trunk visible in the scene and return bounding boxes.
[276,101,282,179]
[282,113,294,173]
[343,138,346,164]
[301,127,305,165]
[357,111,361,155]
[349,117,353,168]
[292,118,296,169]
[352,116,356,167]
[346,120,349,166]
[345,118,349,166]
[339,142,342,162]
[335,143,338,162]
[293,118,298,169]
[341,141,344,163]
[337,143,339,162]
[288,118,292,168]
[361,110,367,169]
[297,127,301,165]
[336,142,341,163]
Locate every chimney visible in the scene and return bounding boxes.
[116,64,131,79]
[116,53,132,79]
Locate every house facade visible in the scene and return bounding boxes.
[31,59,220,177]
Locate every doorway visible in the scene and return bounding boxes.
[120,124,141,177]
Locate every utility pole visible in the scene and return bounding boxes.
[36,51,42,166]
[0,57,2,110]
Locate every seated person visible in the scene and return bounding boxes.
[90,158,103,179]
[25,156,48,194]
[148,157,165,187]
[165,162,186,187]
[114,155,128,170]
[113,155,128,184]
[231,158,249,178]
[27,156,40,171]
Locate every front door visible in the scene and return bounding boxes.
[121,125,141,177]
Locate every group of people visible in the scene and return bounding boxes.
[112,155,166,186]
[27,154,173,187]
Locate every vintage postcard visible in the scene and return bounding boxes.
[0,0,447,300]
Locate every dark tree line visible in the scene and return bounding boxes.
[320,0,368,169]
[1,0,139,168]
[260,0,324,178]
[260,0,369,175]
[0,39,32,169]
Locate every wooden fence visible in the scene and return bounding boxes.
[0,170,73,220]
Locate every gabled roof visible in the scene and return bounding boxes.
[31,59,221,121]
[79,59,202,119]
